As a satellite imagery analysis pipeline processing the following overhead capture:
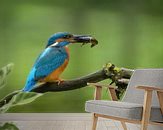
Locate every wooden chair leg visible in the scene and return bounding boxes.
[121,121,127,130]
[157,91,163,114]
[92,113,98,130]
[141,90,152,130]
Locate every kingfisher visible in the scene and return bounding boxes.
[23,32,98,92]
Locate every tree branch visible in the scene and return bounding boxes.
[32,63,134,93]
[0,63,134,108]
[32,69,109,93]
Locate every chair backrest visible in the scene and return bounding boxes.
[123,69,163,106]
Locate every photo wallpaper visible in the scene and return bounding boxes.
[0,0,163,113]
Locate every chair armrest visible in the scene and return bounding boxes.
[136,86,163,92]
[137,86,163,118]
[87,83,102,100]
[87,83,118,101]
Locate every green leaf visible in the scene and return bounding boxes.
[11,92,43,106]
[0,122,19,130]
[0,63,14,89]
[0,92,42,113]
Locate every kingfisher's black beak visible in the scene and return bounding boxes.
[72,35,98,47]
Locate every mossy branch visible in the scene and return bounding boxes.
[32,63,134,93]
[0,63,134,111]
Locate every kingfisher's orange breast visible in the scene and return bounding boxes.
[43,59,69,82]
[42,46,69,82]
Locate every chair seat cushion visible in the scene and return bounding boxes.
[85,100,163,122]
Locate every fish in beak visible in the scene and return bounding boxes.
[72,35,98,48]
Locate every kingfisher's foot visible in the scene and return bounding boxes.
[56,78,64,85]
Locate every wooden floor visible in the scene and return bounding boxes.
[0,113,140,130]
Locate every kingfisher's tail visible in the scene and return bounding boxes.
[23,79,36,92]
[23,68,37,92]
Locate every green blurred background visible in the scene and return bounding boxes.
[0,0,163,112]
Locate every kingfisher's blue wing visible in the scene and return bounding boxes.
[34,47,68,80]
[23,47,68,91]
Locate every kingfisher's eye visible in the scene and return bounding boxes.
[63,35,72,39]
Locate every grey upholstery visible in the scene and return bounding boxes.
[85,69,163,123]
[86,100,143,120]
[123,69,163,106]
[85,100,163,122]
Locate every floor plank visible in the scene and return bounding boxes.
[0,113,139,130]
